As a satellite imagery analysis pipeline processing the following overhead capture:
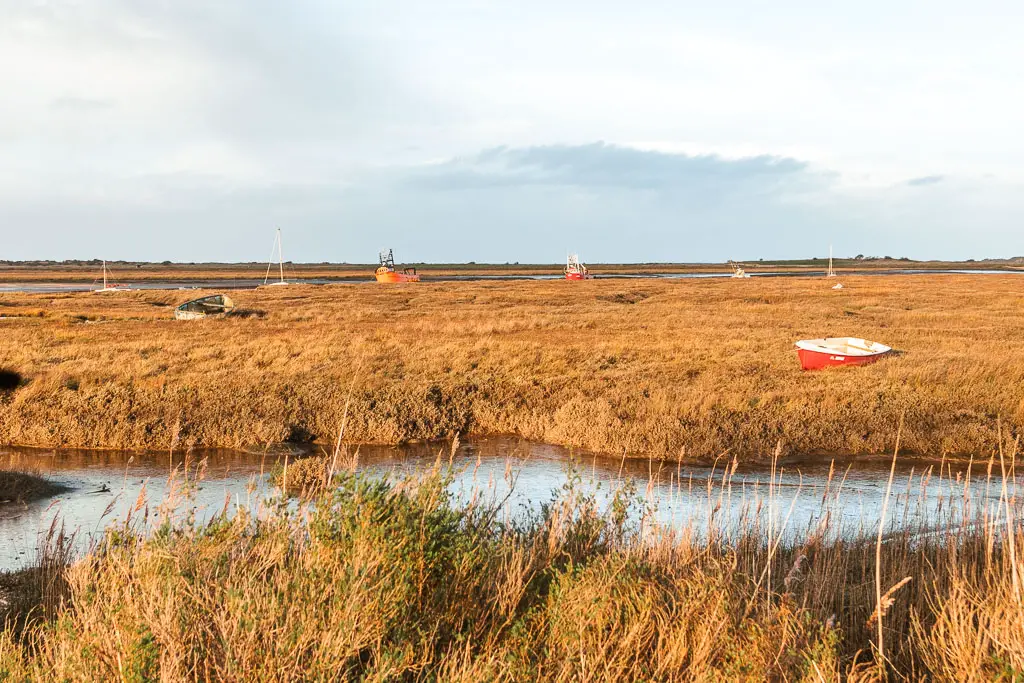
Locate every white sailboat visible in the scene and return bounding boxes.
[93,260,130,293]
[261,227,290,287]
[826,245,837,278]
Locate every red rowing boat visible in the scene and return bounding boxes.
[795,337,892,370]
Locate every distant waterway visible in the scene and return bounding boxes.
[1,437,1019,572]
[0,269,1022,293]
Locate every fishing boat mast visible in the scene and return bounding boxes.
[826,245,837,277]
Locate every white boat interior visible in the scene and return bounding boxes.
[794,337,891,356]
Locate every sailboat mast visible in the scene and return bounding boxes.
[263,231,277,285]
[277,228,285,284]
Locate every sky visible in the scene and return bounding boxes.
[1,1,1023,263]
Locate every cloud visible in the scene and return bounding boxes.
[1,3,1024,262]
[405,143,825,197]
[906,175,944,186]
[1,142,1022,263]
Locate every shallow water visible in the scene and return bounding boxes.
[0,269,1021,293]
[1,437,1019,571]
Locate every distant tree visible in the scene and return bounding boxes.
[899,256,910,261]
[883,255,892,260]
[161,260,172,265]
[855,254,864,260]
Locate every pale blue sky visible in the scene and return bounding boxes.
[2,1,1023,262]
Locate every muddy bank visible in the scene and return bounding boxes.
[0,471,67,506]
[0,375,1015,460]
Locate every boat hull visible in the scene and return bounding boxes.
[797,348,888,370]
[565,272,592,281]
[795,338,892,371]
[375,271,420,283]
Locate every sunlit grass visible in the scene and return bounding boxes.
[1,275,1023,458]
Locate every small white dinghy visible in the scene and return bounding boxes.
[795,337,891,370]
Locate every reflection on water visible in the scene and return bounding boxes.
[1,437,1020,571]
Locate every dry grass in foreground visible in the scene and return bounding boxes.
[0,274,1023,458]
[1,440,1022,681]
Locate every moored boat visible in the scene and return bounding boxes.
[729,261,751,278]
[93,260,130,292]
[259,227,291,287]
[375,249,420,283]
[565,253,592,281]
[795,337,892,370]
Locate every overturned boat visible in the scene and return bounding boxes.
[795,337,891,370]
[375,249,420,283]
[174,294,235,320]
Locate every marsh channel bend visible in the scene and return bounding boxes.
[1,436,1018,571]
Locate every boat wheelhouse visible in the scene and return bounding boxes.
[375,249,420,283]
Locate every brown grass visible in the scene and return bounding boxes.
[0,275,1023,458]
[0,445,1021,680]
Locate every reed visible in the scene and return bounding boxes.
[1,438,1022,680]
[0,274,1022,459]
[0,518,73,642]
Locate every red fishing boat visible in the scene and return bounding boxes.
[564,253,592,281]
[795,337,892,370]
[375,249,420,283]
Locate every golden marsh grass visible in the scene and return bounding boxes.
[0,274,1022,457]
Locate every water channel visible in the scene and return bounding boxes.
[1,269,1021,294]
[1,436,1019,571]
